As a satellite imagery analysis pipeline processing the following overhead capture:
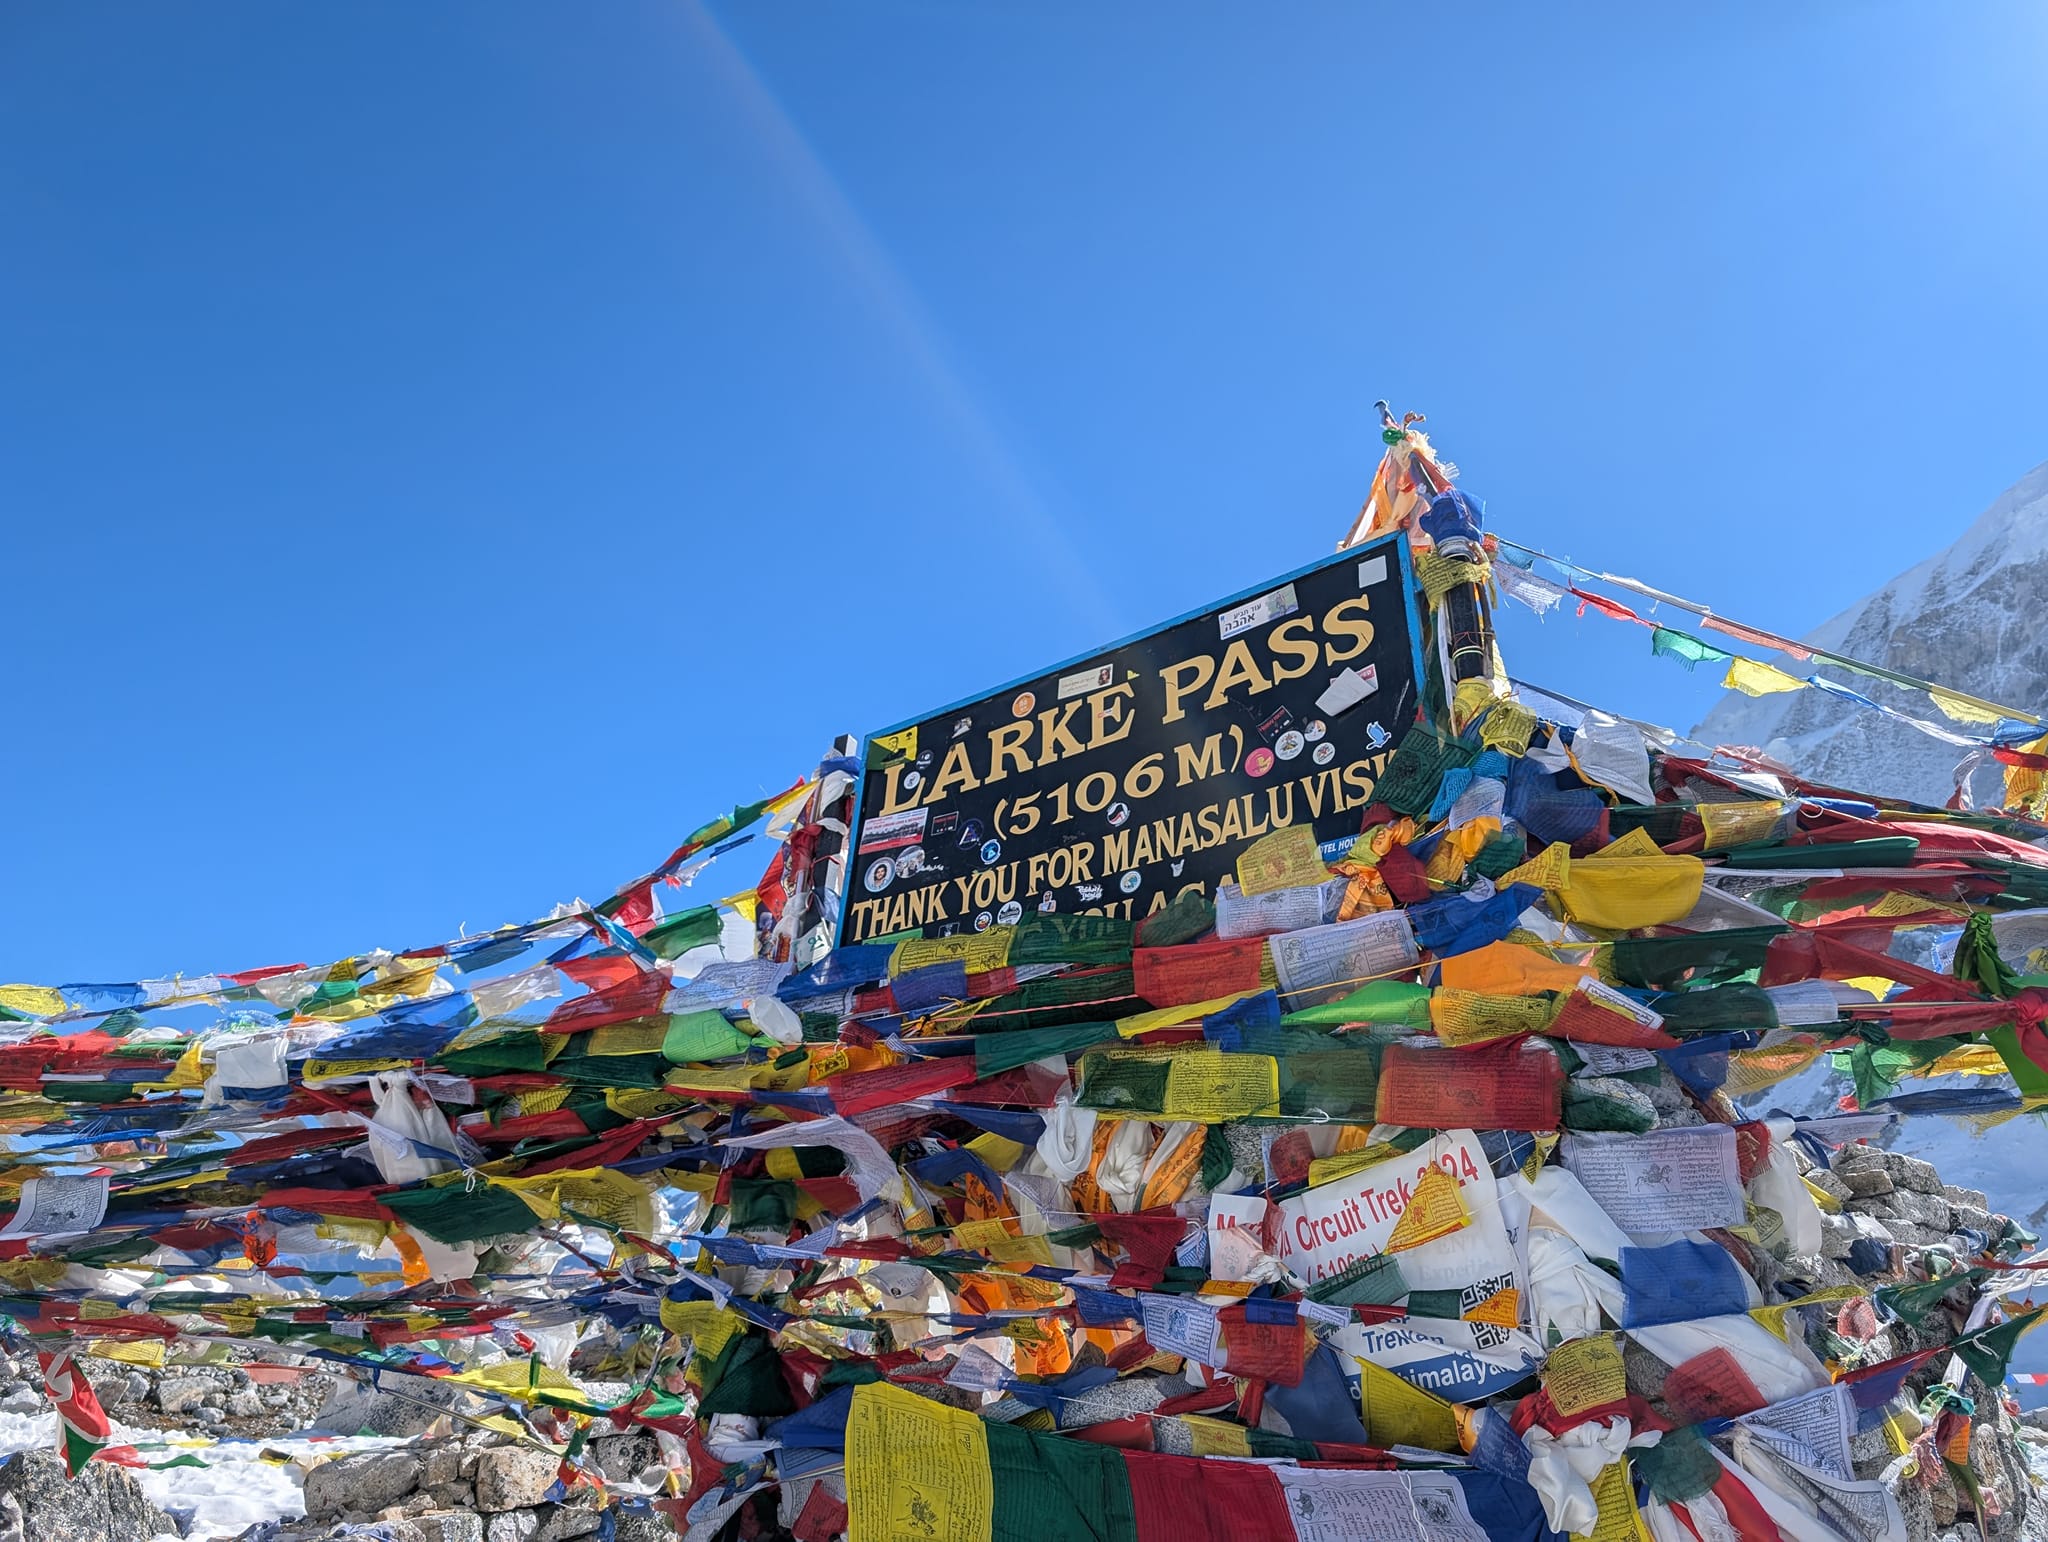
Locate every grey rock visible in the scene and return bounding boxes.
[302,1450,424,1521]
[589,1432,660,1483]
[533,1498,606,1542]
[419,1443,464,1488]
[1931,1466,1959,1528]
[474,1446,560,1512]
[611,1511,680,1542]
[1943,1184,1990,1210]
[122,1372,150,1404]
[0,1387,41,1414]
[486,1510,542,1542]
[1842,1167,1895,1198]
[1899,1479,1936,1542]
[226,1390,264,1419]
[1951,1202,1996,1236]
[1849,1423,1893,1471]
[311,1370,464,1438]
[415,1516,487,1542]
[426,1482,476,1510]
[156,1375,215,1415]
[1889,1153,1943,1194]
[1890,1189,1955,1231]
[0,1450,174,1542]
[1806,1169,1854,1204]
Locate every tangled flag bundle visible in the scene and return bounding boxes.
[6,421,2048,1542]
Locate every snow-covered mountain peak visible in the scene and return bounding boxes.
[1691,458,2048,805]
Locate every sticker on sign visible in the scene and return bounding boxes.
[1217,583,1299,641]
[1057,663,1117,700]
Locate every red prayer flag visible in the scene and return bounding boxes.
[1132,939,1266,1009]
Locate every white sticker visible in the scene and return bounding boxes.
[1057,663,1116,701]
[1357,554,1389,588]
[858,807,927,853]
[1218,583,1300,641]
[1315,664,1380,716]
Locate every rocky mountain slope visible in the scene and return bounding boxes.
[1693,459,2048,806]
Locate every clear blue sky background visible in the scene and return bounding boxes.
[5,3,2047,984]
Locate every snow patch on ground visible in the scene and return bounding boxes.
[0,1406,397,1540]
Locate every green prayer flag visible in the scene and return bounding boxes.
[986,1419,1138,1542]
[1952,1306,2044,1389]
[642,906,722,961]
[974,1021,1117,1078]
[661,1010,754,1064]
[1955,911,2021,999]
[1633,1425,1721,1504]
[1650,627,1732,671]
[1609,925,1784,990]
[1284,979,1432,1027]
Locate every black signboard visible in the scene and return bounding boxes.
[842,535,1428,943]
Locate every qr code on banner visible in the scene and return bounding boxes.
[1462,1273,1517,1351]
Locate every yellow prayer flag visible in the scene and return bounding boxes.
[1464,1286,1521,1329]
[1114,990,1259,1039]
[964,1132,1029,1172]
[1542,1333,1626,1417]
[0,985,65,1019]
[891,930,1012,977]
[1587,827,1663,862]
[1386,1164,1470,1252]
[846,1382,993,1542]
[1574,1459,1652,1542]
[1930,688,2002,726]
[1500,842,1572,892]
[1553,853,1705,930]
[449,1359,582,1397]
[1722,657,1808,697]
[1237,824,1328,897]
[1182,1414,1254,1457]
[1429,988,1557,1047]
[88,1339,166,1367]
[1354,1357,1461,1450]
[1697,800,1788,849]
[1480,700,1539,758]
[1750,1284,1861,1342]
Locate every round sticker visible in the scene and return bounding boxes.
[863,857,896,893]
[898,845,926,876]
[1246,747,1276,778]
[1119,869,1142,894]
[1312,741,1336,765]
[980,838,1002,865]
[1106,801,1131,829]
[1012,692,1036,718]
[997,900,1023,926]
[902,770,922,792]
[1275,730,1305,762]
[1304,719,1327,743]
[974,911,993,932]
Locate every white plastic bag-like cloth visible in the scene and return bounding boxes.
[364,1071,462,1184]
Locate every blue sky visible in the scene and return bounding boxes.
[4,3,2046,984]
